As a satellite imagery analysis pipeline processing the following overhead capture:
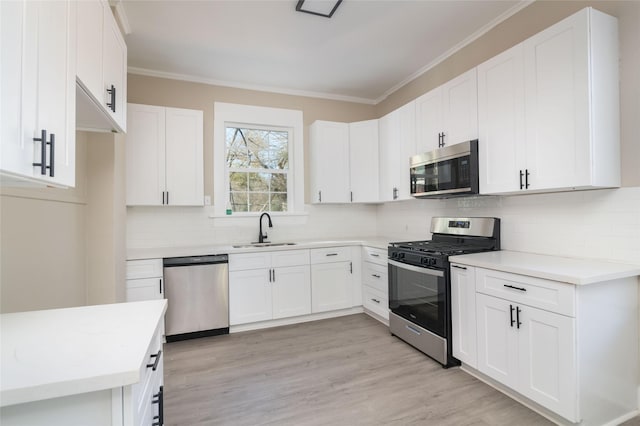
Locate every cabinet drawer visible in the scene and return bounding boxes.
[229,252,271,271]
[476,268,575,316]
[310,246,351,264]
[271,249,310,268]
[363,262,387,293]
[363,286,388,319]
[363,246,387,265]
[132,323,163,417]
[126,259,162,279]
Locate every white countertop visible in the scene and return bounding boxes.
[127,237,392,260]
[449,251,640,285]
[0,300,167,407]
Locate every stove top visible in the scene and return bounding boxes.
[389,240,494,256]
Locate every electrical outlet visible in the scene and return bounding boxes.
[204,195,211,205]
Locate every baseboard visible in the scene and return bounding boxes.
[229,306,364,333]
[363,308,389,326]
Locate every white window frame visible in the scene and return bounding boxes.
[213,102,304,216]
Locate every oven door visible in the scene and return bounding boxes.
[388,259,446,337]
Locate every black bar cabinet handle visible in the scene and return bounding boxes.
[106,84,116,112]
[166,191,169,204]
[152,385,164,426]
[159,279,162,294]
[510,304,515,327]
[504,284,527,292]
[318,191,322,202]
[451,265,467,270]
[516,306,522,329]
[525,169,530,189]
[370,253,380,257]
[519,170,524,189]
[47,133,55,177]
[32,129,47,175]
[146,350,162,371]
[326,253,338,257]
[272,269,275,282]
[372,298,380,304]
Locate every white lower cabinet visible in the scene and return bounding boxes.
[310,247,355,313]
[229,250,311,325]
[361,246,388,321]
[452,262,638,425]
[126,259,165,338]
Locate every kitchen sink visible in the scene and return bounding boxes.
[232,242,297,248]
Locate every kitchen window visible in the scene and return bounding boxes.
[213,103,304,216]
[226,125,290,212]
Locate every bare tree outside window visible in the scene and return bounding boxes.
[226,125,290,212]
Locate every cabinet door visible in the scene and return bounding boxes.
[76,0,104,104]
[377,111,398,202]
[102,7,127,131]
[396,101,417,201]
[518,305,577,421]
[441,68,478,147]
[126,278,163,302]
[523,9,590,191]
[477,44,526,194]
[450,265,477,368]
[0,0,32,178]
[476,293,519,389]
[272,265,311,319]
[311,262,353,313]
[348,119,379,203]
[126,104,166,206]
[309,121,350,203]
[229,269,272,325]
[415,87,442,153]
[165,107,204,206]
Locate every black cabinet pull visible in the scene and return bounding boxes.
[451,265,467,270]
[350,262,353,274]
[166,191,169,204]
[516,306,522,329]
[503,284,527,292]
[318,190,322,202]
[159,279,162,294]
[272,269,276,282]
[392,187,398,200]
[525,169,530,189]
[510,304,515,327]
[162,192,165,205]
[152,385,164,426]
[370,253,380,258]
[350,191,353,202]
[519,170,524,189]
[32,129,47,175]
[146,350,162,371]
[372,274,381,278]
[371,298,380,304]
[326,253,338,257]
[48,133,55,177]
[106,85,116,112]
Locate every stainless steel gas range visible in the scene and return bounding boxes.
[388,217,500,367]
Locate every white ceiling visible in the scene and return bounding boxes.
[121,0,529,104]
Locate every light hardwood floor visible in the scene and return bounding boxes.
[163,314,563,425]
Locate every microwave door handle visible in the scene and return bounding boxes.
[388,260,445,277]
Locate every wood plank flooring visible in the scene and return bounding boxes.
[163,314,554,426]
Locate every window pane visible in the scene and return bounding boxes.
[249,193,269,212]
[230,192,248,212]
[271,173,287,192]
[267,131,289,170]
[229,172,248,192]
[246,129,270,169]
[226,128,250,168]
[271,193,287,212]
[249,172,270,191]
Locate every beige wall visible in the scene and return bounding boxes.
[375,1,640,187]
[0,133,89,313]
[127,75,377,203]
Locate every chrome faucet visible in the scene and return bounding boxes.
[258,212,273,243]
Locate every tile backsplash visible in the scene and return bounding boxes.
[127,187,640,265]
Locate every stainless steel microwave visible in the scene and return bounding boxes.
[410,140,479,199]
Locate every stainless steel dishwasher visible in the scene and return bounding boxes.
[163,254,229,342]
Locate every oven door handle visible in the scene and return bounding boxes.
[388,260,445,277]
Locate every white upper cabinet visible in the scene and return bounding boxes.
[348,120,379,203]
[415,68,478,153]
[1,0,76,187]
[378,101,416,202]
[479,8,620,195]
[309,119,379,204]
[126,104,204,206]
[309,121,350,203]
[76,0,127,133]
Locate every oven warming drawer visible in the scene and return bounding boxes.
[389,312,447,365]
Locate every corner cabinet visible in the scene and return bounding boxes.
[415,68,478,153]
[478,8,620,195]
[1,0,76,187]
[450,261,638,425]
[309,119,379,204]
[378,101,416,202]
[126,104,204,206]
[76,0,127,133]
